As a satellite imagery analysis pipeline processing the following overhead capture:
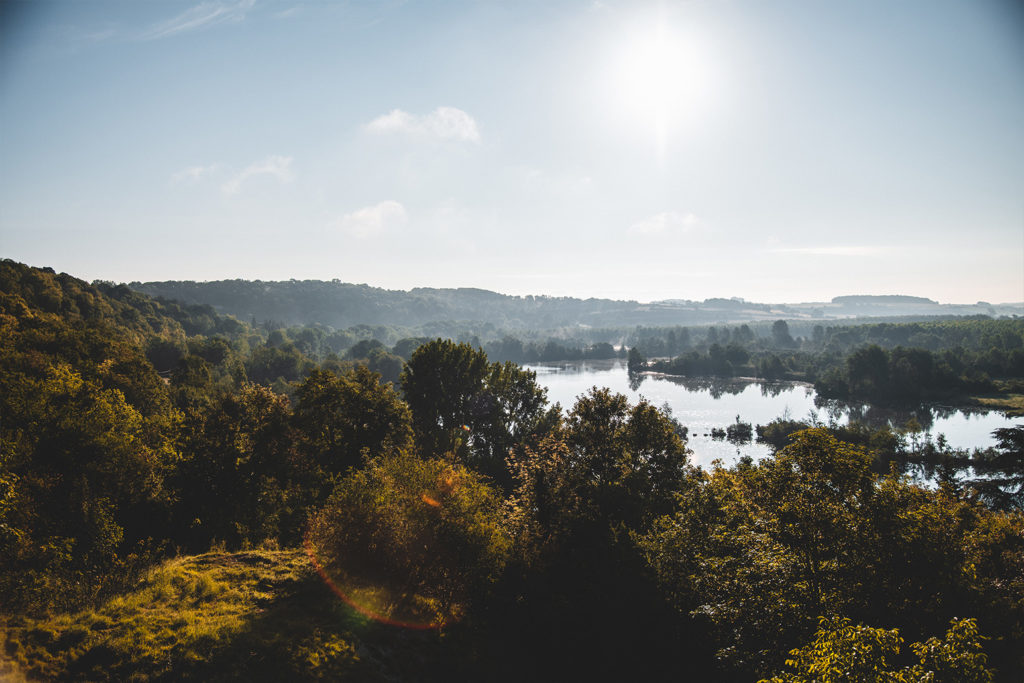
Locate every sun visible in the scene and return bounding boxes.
[618,23,687,115]
[605,15,716,153]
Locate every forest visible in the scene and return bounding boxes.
[130,278,1021,331]
[1,259,1022,681]
[633,318,1024,411]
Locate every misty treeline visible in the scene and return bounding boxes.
[140,301,1024,410]
[2,260,1023,681]
[631,318,1024,405]
[123,268,1024,409]
[130,278,1018,331]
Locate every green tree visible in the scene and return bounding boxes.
[970,425,1024,509]
[772,319,795,348]
[847,344,890,399]
[0,364,176,611]
[401,339,490,459]
[520,388,692,538]
[292,366,413,478]
[172,383,299,549]
[307,451,510,626]
[469,361,559,486]
[627,346,645,373]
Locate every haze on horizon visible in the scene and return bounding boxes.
[1,0,1022,305]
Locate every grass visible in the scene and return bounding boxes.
[0,549,450,682]
[971,393,1024,417]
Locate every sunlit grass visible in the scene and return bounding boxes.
[972,393,1024,417]
[0,549,417,681]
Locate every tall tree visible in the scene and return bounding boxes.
[400,339,490,459]
[293,366,413,477]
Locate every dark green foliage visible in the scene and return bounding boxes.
[345,338,386,359]
[639,428,1024,677]
[400,340,558,484]
[626,346,645,373]
[400,339,491,459]
[170,384,302,551]
[642,318,1024,406]
[772,319,795,347]
[970,426,1024,510]
[293,367,413,478]
[245,344,312,385]
[561,388,691,529]
[392,336,430,360]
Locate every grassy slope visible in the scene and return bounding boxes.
[1,550,450,682]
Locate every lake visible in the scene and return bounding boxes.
[526,359,1022,468]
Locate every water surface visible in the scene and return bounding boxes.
[527,360,1021,468]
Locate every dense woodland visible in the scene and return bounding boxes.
[2,259,1023,681]
[633,318,1024,408]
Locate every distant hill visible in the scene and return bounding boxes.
[832,295,938,305]
[130,279,1023,331]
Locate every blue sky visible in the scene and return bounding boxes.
[1,0,1022,303]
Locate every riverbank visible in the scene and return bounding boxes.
[971,393,1024,417]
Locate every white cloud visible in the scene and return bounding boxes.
[333,200,407,238]
[221,155,294,195]
[140,0,254,40]
[365,107,481,143]
[628,211,700,235]
[171,164,219,185]
[769,246,885,256]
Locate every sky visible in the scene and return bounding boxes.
[1,0,1022,304]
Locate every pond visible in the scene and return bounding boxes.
[526,360,1022,468]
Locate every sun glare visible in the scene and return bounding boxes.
[606,15,717,154]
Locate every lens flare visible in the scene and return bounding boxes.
[304,472,467,630]
[304,531,444,630]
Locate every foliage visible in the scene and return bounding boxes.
[400,339,491,459]
[293,367,413,477]
[400,340,558,485]
[627,346,645,373]
[170,383,304,551]
[762,616,994,683]
[639,429,1024,677]
[0,362,177,612]
[969,426,1024,510]
[307,452,510,626]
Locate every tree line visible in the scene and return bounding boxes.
[633,319,1024,406]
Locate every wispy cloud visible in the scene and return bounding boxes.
[769,246,885,256]
[273,6,301,19]
[365,107,481,143]
[171,163,220,185]
[140,0,255,41]
[77,26,118,43]
[333,200,407,238]
[628,211,700,235]
[221,155,293,195]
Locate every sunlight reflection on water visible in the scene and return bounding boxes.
[527,360,1020,468]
